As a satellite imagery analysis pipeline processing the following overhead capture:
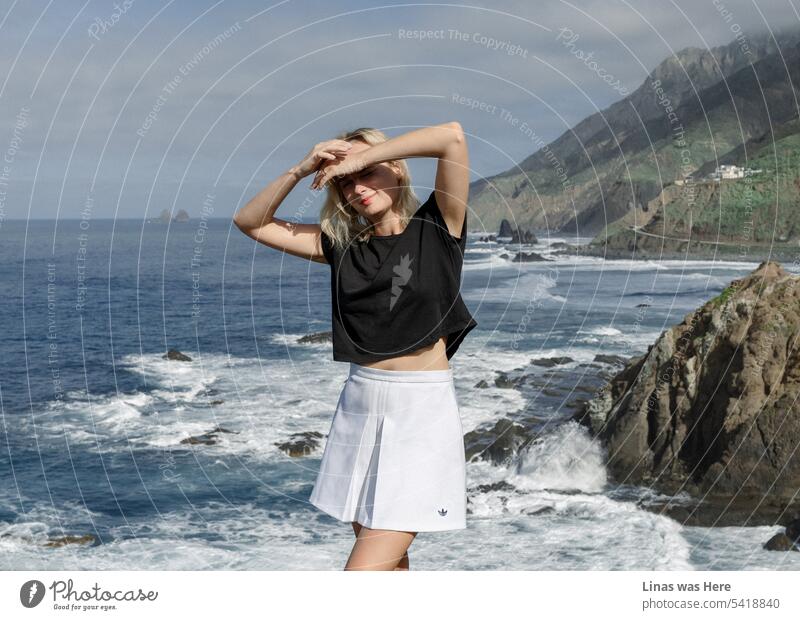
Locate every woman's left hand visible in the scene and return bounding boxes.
[310,152,368,190]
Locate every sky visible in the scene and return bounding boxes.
[0,0,798,220]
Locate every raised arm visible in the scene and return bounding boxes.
[233,139,353,263]
[311,121,468,238]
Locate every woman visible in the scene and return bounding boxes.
[233,122,477,570]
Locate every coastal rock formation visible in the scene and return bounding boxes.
[156,208,190,223]
[498,219,515,237]
[497,218,538,244]
[574,261,800,524]
[510,229,537,245]
[180,426,238,446]
[44,534,98,548]
[511,251,550,262]
[763,517,800,551]
[464,418,531,466]
[298,331,332,344]
[275,431,325,456]
[531,356,574,368]
[164,348,192,361]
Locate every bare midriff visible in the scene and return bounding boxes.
[360,336,450,371]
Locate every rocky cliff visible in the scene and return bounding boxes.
[574,261,800,525]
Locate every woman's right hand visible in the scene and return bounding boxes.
[290,139,353,181]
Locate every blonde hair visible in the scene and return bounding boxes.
[319,127,419,251]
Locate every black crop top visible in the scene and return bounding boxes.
[320,190,478,364]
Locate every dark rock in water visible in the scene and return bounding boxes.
[466,480,523,514]
[499,253,510,259]
[565,397,588,411]
[494,371,524,389]
[275,430,325,457]
[764,533,799,551]
[511,229,537,244]
[575,261,800,525]
[164,349,192,361]
[522,506,556,516]
[181,426,239,446]
[531,356,574,367]
[636,303,651,308]
[182,435,216,445]
[44,534,97,548]
[210,426,236,434]
[786,516,800,542]
[464,418,532,466]
[298,331,332,344]
[156,208,189,222]
[209,400,224,406]
[593,354,627,366]
[474,379,489,388]
[762,515,800,550]
[498,219,515,237]
[497,219,538,244]
[478,234,497,242]
[550,242,591,257]
[471,480,518,494]
[511,251,549,262]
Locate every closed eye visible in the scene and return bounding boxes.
[341,169,375,187]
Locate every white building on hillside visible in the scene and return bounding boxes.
[708,164,762,181]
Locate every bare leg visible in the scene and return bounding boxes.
[351,522,409,570]
[346,522,416,571]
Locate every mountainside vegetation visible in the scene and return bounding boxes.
[468,28,800,255]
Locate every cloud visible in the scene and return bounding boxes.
[0,0,797,218]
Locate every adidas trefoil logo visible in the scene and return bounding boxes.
[389,253,414,310]
[438,507,448,516]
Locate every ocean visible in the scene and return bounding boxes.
[1,217,798,570]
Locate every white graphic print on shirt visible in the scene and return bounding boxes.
[389,253,414,310]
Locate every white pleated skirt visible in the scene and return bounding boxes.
[309,362,467,532]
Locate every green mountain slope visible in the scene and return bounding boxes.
[589,119,800,258]
[468,29,800,239]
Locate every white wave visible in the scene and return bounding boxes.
[555,255,762,272]
[0,499,352,570]
[462,251,516,271]
[512,421,607,493]
[18,351,349,462]
[460,423,695,569]
[528,348,597,364]
[575,333,654,350]
[461,268,563,305]
[3,485,794,569]
[578,326,623,337]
